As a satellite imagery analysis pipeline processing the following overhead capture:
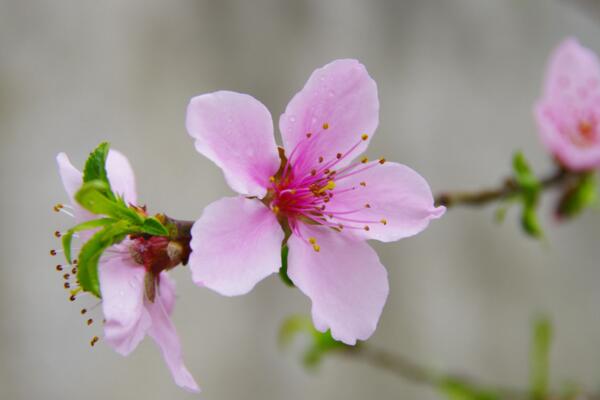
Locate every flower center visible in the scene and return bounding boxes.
[571,119,598,147]
[265,124,388,251]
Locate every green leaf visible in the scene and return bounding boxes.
[512,152,543,238]
[140,216,169,236]
[279,245,294,287]
[556,172,598,218]
[77,221,132,297]
[61,218,115,264]
[279,315,345,368]
[438,378,500,400]
[530,316,553,400]
[75,180,144,225]
[83,142,110,183]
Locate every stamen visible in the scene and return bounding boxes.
[306,132,312,138]
[364,226,370,231]
[269,176,276,183]
[69,294,76,302]
[81,308,87,315]
[365,203,371,208]
[53,203,64,212]
[272,205,280,214]
[379,157,386,164]
[318,156,324,163]
[336,153,342,159]
[90,336,99,347]
[56,265,63,271]
[63,273,70,280]
[87,318,93,326]
[54,230,62,238]
[361,157,369,164]
[64,282,70,289]
[380,219,388,225]
[50,249,57,256]
[361,134,368,141]
[313,244,320,252]
[322,123,329,130]
[360,181,366,187]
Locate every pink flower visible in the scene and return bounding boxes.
[56,150,200,392]
[535,38,600,171]
[186,59,445,345]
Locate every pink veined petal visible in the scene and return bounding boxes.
[287,224,389,345]
[327,161,445,242]
[186,91,281,197]
[189,196,285,296]
[536,38,600,170]
[99,253,151,356]
[56,153,95,224]
[106,149,137,205]
[146,276,200,393]
[279,59,379,175]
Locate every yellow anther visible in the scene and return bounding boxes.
[53,203,63,212]
[361,157,369,164]
[312,244,321,252]
[361,134,369,141]
[317,180,336,194]
[269,176,276,183]
[360,181,366,187]
[308,237,317,245]
[272,205,280,214]
[90,336,100,347]
[379,157,386,164]
[322,122,329,130]
[380,219,388,225]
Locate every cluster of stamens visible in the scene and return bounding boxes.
[268,123,388,252]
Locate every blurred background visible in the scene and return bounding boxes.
[2,1,600,399]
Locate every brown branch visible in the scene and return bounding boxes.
[435,168,572,208]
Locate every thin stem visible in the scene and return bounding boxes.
[435,168,572,208]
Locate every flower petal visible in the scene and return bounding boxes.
[186,91,280,197]
[189,196,284,296]
[536,38,600,170]
[106,149,137,205]
[287,224,389,345]
[279,59,379,174]
[328,161,445,242]
[56,153,95,224]
[99,252,151,356]
[146,276,200,393]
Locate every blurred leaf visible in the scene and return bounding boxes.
[62,218,115,264]
[279,244,294,287]
[77,221,131,297]
[556,172,598,219]
[530,316,553,400]
[512,152,543,238]
[438,378,500,400]
[279,315,345,368]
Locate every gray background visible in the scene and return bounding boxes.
[2,1,600,399]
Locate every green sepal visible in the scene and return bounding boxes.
[140,216,169,236]
[512,152,543,238]
[529,316,553,400]
[62,218,116,264]
[279,315,345,368]
[75,180,144,225]
[77,220,132,297]
[556,172,598,219]
[279,245,294,287]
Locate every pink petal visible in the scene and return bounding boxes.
[279,59,379,175]
[186,91,281,197]
[536,38,600,170]
[287,224,389,345]
[189,196,284,296]
[56,153,95,224]
[106,149,137,205]
[328,161,445,242]
[99,253,151,356]
[146,276,200,393]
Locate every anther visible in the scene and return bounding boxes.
[312,244,321,252]
[361,157,369,164]
[73,259,78,265]
[311,169,317,176]
[336,153,342,159]
[323,169,330,174]
[379,157,386,164]
[90,336,99,347]
[361,134,369,141]
[80,308,87,315]
[290,189,296,195]
[306,132,312,138]
[63,273,70,280]
[322,123,329,130]
[364,203,371,208]
[56,265,63,271]
[50,249,57,256]
[53,203,64,212]
[380,219,388,225]
[272,205,280,214]
[364,226,370,231]
[71,267,77,274]
[269,176,276,183]
[69,295,76,302]
[64,282,70,289]
[87,318,93,326]
[54,230,62,238]
[308,237,317,245]
[318,156,324,163]
[360,181,366,187]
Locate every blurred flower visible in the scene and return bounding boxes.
[56,151,199,392]
[535,38,600,171]
[186,59,444,345]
